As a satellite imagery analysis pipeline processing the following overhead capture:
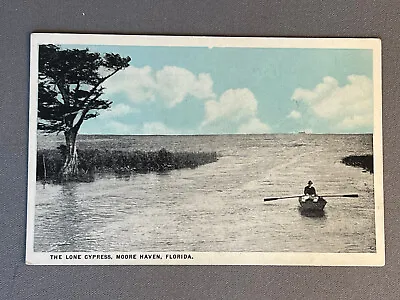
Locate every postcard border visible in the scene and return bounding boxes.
[26,33,384,266]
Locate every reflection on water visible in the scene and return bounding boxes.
[299,209,326,218]
[115,173,132,181]
[35,134,376,253]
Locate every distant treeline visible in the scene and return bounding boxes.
[37,147,218,182]
[341,155,373,173]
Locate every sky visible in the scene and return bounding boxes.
[63,44,374,135]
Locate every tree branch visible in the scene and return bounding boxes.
[73,81,81,95]
[72,67,123,131]
[72,93,106,131]
[56,81,70,105]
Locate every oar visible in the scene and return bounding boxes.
[264,193,358,202]
[319,194,359,198]
[264,195,303,201]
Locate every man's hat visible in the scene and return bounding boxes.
[308,180,313,184]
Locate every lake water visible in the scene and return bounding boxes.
[34,134,376,253]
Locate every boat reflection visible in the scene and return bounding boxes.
[299,208,326,218]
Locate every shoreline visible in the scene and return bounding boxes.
[37,148,218,183]
[341,155,373,173]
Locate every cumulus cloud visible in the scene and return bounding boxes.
[203,89,257,124]
[238,118,270,134]
[97,120,177,135]
[102,66,272,134]
[141,122,176,135]
[103,65,215,107]
[103,66,157,102]
[291,75,373,130]
[107,121,137,134]
[287,110,301,119]
[202,88,270,134]
[156,66,215,107]
[100,103,139,118]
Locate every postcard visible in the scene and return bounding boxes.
[26,33,384,265]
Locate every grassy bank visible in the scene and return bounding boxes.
[37,148,218,182]
[341,154,373,173]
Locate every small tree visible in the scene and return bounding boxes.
[38,44,130,180]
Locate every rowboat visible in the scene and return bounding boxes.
[298,196,327,211]
[264,193,358,214]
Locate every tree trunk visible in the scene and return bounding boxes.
[61,129,78,181]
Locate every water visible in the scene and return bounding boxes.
[34,134,375,253]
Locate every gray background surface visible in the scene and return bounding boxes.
[0,1,399,299]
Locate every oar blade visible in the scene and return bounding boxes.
[320,193,359,198]
[264,195,303,201]
[343,194,359,198]
[264,197,279,201]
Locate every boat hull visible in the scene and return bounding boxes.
[298,196,327,211]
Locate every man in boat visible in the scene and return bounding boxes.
[303,180,318,202]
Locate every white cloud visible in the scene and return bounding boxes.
[291,75,373,130]
[238,118,270,134]
[338,115,371,129]
[156,66,215,107]
[203,88,258,125]
[202,88,270,134]
[100,103,139,118]
[103,66,156,102]
[103,65,215,107]
[141,122,176,135]
[287,110,301,119]
[93,120,177,135]
[107,121,137,134]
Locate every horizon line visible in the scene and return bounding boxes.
[39,132,373,137]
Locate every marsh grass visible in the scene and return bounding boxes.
[341,154,373,173]
[37,147,218,183]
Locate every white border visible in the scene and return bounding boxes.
[26,33,384,266]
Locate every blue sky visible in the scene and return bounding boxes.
[64,44,374,134]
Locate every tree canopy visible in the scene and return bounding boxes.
[38,44,131,133]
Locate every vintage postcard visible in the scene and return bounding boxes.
[26,33,384,265]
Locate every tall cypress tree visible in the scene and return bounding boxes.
[38,44,130,180]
